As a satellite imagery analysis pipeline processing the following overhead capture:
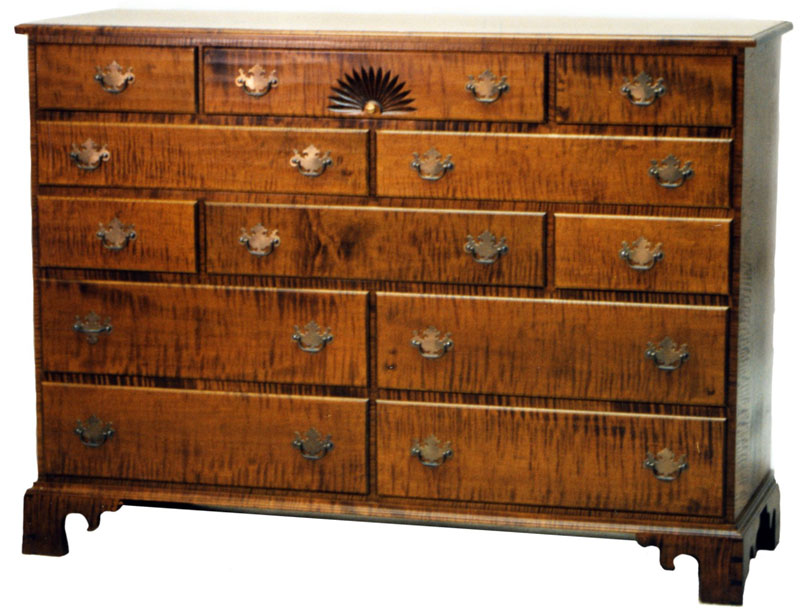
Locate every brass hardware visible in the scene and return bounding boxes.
[292,321,333,353]
[645,337,689,371]
[411,435,453,467]
[73,312,112,345]
[364,100,380,115]
[290,145,332,177]
[240,224,280,257]
[235,64,278,97]
[96,217,136,251]
[644,448,687,481]
[620,236,663,271]
[74,415,115,448]
[411,148,454,181]
[292,428,334,460]
[70,139,110,171]
[328,66,415,115]
[464,230,508,264]
[465,70,509,103]
[620,71,666,106]
[94,60,135,94]
[411,326,453,359]
[649,155,693,188]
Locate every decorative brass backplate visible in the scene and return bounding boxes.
[96,217,136,251]
[411,326,453,359]
[94,60,135,94]
[292,321,334,353]
[328,66,415,115]
[411,435,453,467]
[290,145,333,177]
[620,71,666,106]
[74,415,115,448]
[292,428,334,460]
[235,64,278,97]
[465,70,509,103]
[464,230,508,264]
[649,155,693,188]
[644,448,688,481]
[240,223,280,257]
[619,236,663,271]
[645,337,689,371]
[70,139,110,171]
[73,311,112,345]
[411,148,454,181]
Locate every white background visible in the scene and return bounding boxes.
[1,1,797,607]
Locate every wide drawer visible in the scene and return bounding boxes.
[42,383,367,494]
[204,49,545,122]
[40,280,368,387]
[554,214,731,294]
[376,293,727,405]
[207,202,545,287]
[37,196,196,273]
[376,131,731,207]
[36,44,196,113]
[37,121,368,196]
[377,400,724,516]
[555,54,733,127]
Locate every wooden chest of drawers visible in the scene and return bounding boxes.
[15,10,791,605]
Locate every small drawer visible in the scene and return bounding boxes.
[204,49,545,123]
[555,54,733,127]
[42,383,367,494]
[207,202,545,287]
[377,400,724,516]
[36,44,196,113]
[554,214,731,294]
[40,280,368,387]
[377,293,727,406]
[37,196,196,273]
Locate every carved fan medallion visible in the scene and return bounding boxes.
[328,66,415,115]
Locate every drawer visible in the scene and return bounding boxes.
[42,383,367,494]
[204,49,545,123]
[206,203,545,287]
[37,196,196,273]
[377,400,724,516]
[36,44,196,113]
[40,280,368,387]
[376,131,731,207]
[377,293,727,405]
[37,121,368,196]
[555,54,733,127]
[554,214,731,294]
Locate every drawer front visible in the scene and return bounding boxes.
[377,401,724,515]
[36,45,196,113]
[38,197,197,273]
[377,294,727,405]
[554,214,731,294]
[40,280,368,387]
[42,383,367,494]
[207,203,545,287]
[376,131,731,207]
[204,49,545,123]
[555,54,733,127]
[37,121,368,196]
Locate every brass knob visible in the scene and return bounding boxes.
[96,217,136,251]
[363,100,380,115]
[644,448,687,481]
[75,415,115,448]
[411,435,453,467]
[621,71,666,106]
[619,237,663,271]
[95,60,134,94]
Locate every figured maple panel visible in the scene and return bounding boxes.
[37,121,368,196]
[40,280,368,387]
[207,202,545,287]
[377,401,725,515]
[376,293,728,405]
[376,131,731,207]
[42,383,368,493]
[554,214,731,294]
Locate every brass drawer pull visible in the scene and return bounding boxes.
[235,64,278,97]
[292,321,333,353]
[465,70,509,103]
[619,236,663,271]
[411,148,453,181]
[644,448,687,481]
[290,145,332,177]
[411,326,453,359]
[620,71,666,106]
[74,415,115,448]
[73,312,112,345]
[293,428,334,460]
[645,337,689,371]
[94,60,135,94]
[70,139,110,171]
[240,223,280,257]
[649,154,693,188]
[96,217,136,251]
[411,435,453,467]
[464,230,508,264]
